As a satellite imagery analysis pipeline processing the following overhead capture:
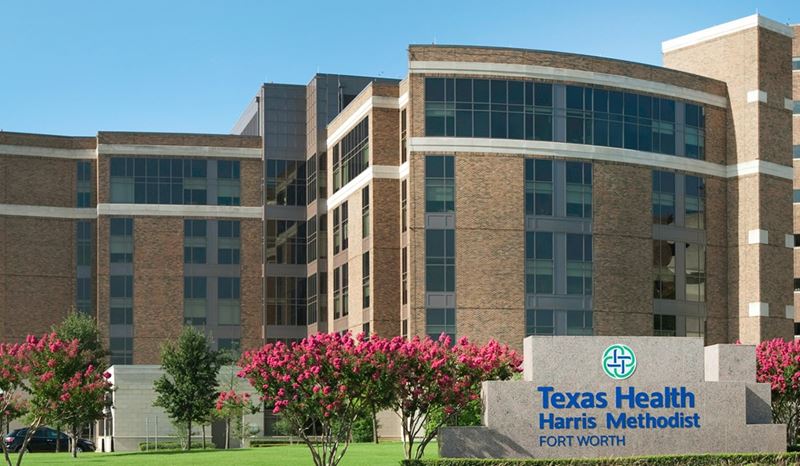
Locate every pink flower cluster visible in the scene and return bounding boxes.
[215,389,253,411]
[756,338,800,394]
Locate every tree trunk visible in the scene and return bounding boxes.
[225,418,230,450]
[186,419,192,451]
[371,407,379,444]
[202,424,206,449]
[55,426,60,453]
[71,424,79,458]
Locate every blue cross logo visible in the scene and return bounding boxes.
[602,344,636,380]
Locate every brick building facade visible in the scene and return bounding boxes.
[0,14,797,366]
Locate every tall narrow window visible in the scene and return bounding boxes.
[341,263,349,317]
[525,309,554,335]
[362,252,370,309]
[525,232,553,294]
[110,275,133,325]
[401,180,408,232]
[218,277,241,325]
[653,240,676,299]
[76,278,91,314]
[426,229,455,292]
[654,314,677,336]
[217,160,241,205]
[685,243,706,302]
[307,215,318,263]
[183,277,207,325]
[684,104,705,159]
[77,221,92,267]
[184,220,207,264]
[426,308,455,342]
[400,109,407,164]
[425,156,455,213]
[565,162,592,218]
[341,202,349,251]
[332,118,369,193]
[652,171,676,225]
[524,159,553,216]
[401,247,408,305]
[266,160,305,206]
[110,218,133,263]
[77,161,92,207]
[307,273,318,324]
[362,186,370,238]
[685,175,705,229]
[333,266,342,319]
[333,207,341,255]
[218,220,241,265]
[307,154,318,204]
[566,234,592,295]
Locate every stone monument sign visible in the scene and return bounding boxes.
[439,336,786,458]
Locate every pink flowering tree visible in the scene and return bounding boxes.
[756,338,800,445]
[0,333,111,465]
[215,390,260,449]
[0,343,28,466]
[385,335,522,460]
[238,332,385,466]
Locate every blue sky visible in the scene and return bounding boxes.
[0,0,796,136]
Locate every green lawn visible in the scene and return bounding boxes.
[5,441,437,465]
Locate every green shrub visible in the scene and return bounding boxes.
[351,414,376,443]
[137,441,215,451]
[400,452,800,466]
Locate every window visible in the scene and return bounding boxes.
[110,158,211,205]
[426,308,455,342]
[266,277,307,326]
[425,156,454,213]
[110,218,133,263]
[794,145,800,159]
[362,323,370,337]
[362,186,370,238]
[77,221,91,266]
[794,234,800,248]
[402,319,408,338]
[266,159,306,206]
[795,278,800,292]
[794,190,800,203]
[566,234,592,295]
[218,220,242,265]
[77,277,91,314]
[401,246,408,305]
[333,264,349,319]
[362,252,370,309]
[332,202,348,253]
[653,240,676,299]
[525,232,553,294]
[525,159,553,216]
[684,104,705,159]
[109,275,133,325]
[307,216,318,263]
[184,220,207,264]
[685,243,706,302]
[307,154,317,204]
[565,162,592,218]
[218,339,241,354]
[654,314,677,337]
[426,229,455,292]
[110,337,133,365]
[307,273,318,324]
[218,277,241,325]
[793,57,800,71]
[401,180,408,232]
[794,101,800,115]
[77,161,91,207]
[184,277,207,325]
[266,220,304,264]
[566,310,593,336]
[684,175,705,229]
[652,171,676,225]
[686,316,705,338]
[400,109,407,164]
[332,117,369,193]
[566,86,593,144]
[525,309,554,335]
[217,160,241,205]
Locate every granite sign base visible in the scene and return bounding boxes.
[439,336,786,459]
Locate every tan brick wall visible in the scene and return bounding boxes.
[371,107,400,167]
[240,219,263,352]
[0,132,95,149]
[97,132,261,148]
[0,216,75,342]
[0,155,77,207]
[372,179,401,338]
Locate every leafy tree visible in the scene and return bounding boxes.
[0,343,28,466]
[153,327,224,451]
[215,390,260,448]
[51,311,110,456]
[757,338,800,446]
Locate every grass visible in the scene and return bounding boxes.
[4,441,437,465]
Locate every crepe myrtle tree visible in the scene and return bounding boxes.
[238,332,390,466]
[756,338,800,446]
[386,334,522,461]
[0,333,110,466]
[215,390,260,449]
[0,343,28,466]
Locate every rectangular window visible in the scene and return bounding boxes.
[217,160,241,205]
[794,190,800,203]
[685,175,705,229]
[266,277,306,326]
[426,229,455,292]
[110,337,133,365]
[794,145,800,159]
[110,158,212,205]
[218,277,241,325]
[76,277,91,314]
[400,109,407,164]
[341,202,349,251]
[109,275,133,325]
[333,264,349,319]
[342,263,349,317]
[795,278,800,292]
[525,232,553,294]
[793,58,800,71]
[654,314,677,337]
[332,117,369,193]
[307,273,318,324]
[110,218,133,263]
[401,180,408,232]
[77,220,92,266]
[218,220,242,265]
[184,276,207,325]
[684,104,705,159]
[362,186,370,238]
[525,309,592,336]
[565,162,592,218]
[77,161,92,207]
[566,310,593,336]
[525,309,554,335]
[266,159,306,206]
[652,171,676,225]
[566,234,592,295]
[426,308,455,342]
[362,323,370,337]
[525,159,553,216]
[184,219,207,264]
[362,252,370,309]
[795,234,800,248]
[307,154,318,204]
[685,243,706,302]
[218,338,241,354]
[266,220,305,264]
[653,240,676,299]
[425,156,455,213]
[333,207,341,255]
[402,246,408,305]
[307,215,318,263]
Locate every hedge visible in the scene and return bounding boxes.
[137,441,216,451]
[400,452,800,466]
